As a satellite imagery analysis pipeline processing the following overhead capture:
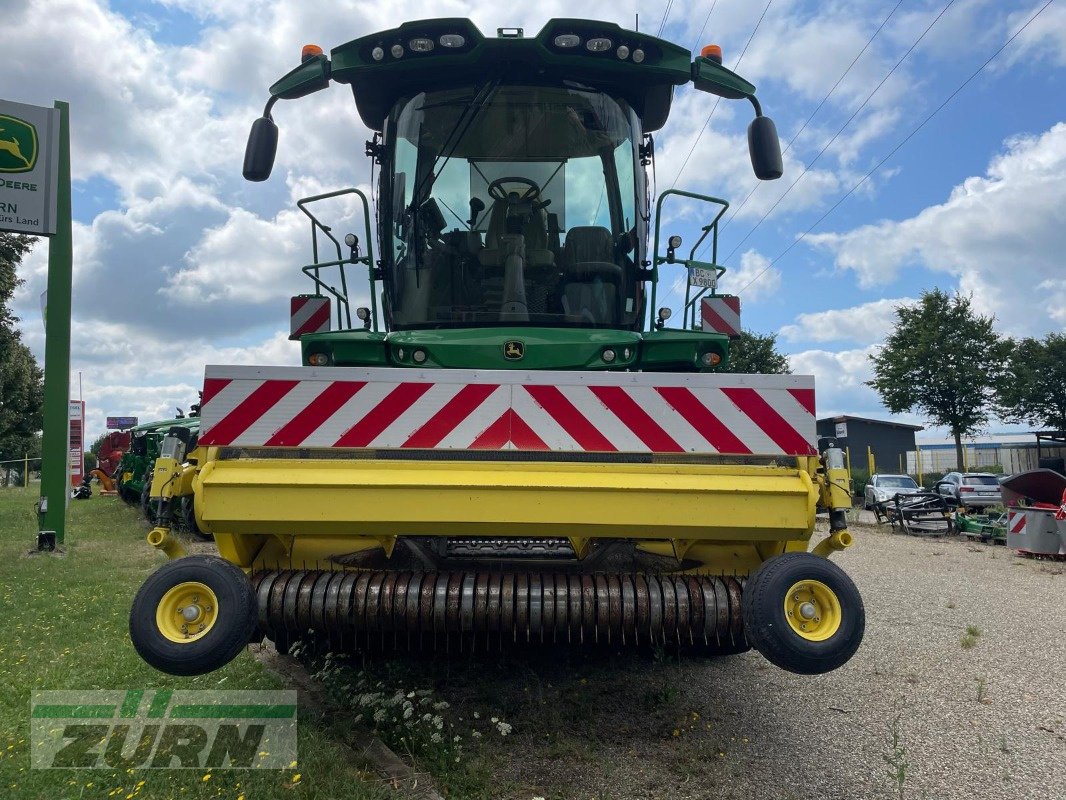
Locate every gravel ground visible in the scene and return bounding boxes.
[370,521,1066,800]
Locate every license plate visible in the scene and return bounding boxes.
[688,267,717,289]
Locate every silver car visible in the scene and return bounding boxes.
[864,474,922,509]
[935,472,1003,509]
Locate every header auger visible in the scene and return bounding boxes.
[130,19,864,678]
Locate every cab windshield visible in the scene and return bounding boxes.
[383,83,644,330]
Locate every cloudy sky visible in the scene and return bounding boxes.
[3,0,1064,444]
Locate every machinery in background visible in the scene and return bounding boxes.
[1001,469,1066,558]
[116,412,200,521]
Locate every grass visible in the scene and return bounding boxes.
[960,624,981,649]
[882,713,909,800]
[0,486,393,800]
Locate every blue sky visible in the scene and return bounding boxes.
[3,0,1065,443]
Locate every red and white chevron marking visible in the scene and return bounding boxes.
[701,296,741,337]
[1008,509,1027,535]
[198,366,817,456]
[289,295,331,340]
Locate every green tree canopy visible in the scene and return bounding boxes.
[868,289,1010,470]
[996,333,1066,431]
[0,232,44,463]
[721,329,792,374]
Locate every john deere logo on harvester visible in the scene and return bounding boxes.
[504,341,524,360]
[0,115,38,173]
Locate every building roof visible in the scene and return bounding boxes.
[816,414,924,432]
[913,431,1066,450]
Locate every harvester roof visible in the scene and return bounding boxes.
[324,19,693,132]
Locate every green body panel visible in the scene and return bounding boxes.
[956,513,1007,542]
[690,57,756,100]
[329,19,693,131]
[302,328,729,372]
[330,19,691,86]
[303,330,389,367]
[640,329,729,371]
[269,54,331,100]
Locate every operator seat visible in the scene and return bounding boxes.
[560,226,622,325]
[477,192,555,268]
[477,191,557,315]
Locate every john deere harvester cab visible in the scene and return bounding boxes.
[131,20,864,679]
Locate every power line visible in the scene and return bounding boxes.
[668,0,774,189]
[734,0,1056,296]
[717,0,958,268]
[717,0,906,238]
[691,0,721,53]
[657,0,676,37]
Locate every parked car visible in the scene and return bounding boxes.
[935,472,1003,509]
[864,474,923,509]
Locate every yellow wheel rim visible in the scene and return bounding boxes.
[155,581,218,644]
[783,580,842,642]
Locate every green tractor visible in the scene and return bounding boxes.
[131,19,868,678]
[117,414,201,521]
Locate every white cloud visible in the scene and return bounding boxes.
[805,123,1066,336]
[780,297,915,345]
[788,346,885,419]
[1006,1,1066,67]
[718,249,781,303]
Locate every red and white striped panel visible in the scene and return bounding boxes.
[198,366,817,456]
[289,295,331,340]
[1008,509,1027,536]
[701,296,741,337]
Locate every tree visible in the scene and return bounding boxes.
[722,329,792,374]
[0,232,44,464]
[996,333,1066,431]
[868,290,1010,470]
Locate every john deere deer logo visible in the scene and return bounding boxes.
[503,340,524,360]
[0,115,38,173]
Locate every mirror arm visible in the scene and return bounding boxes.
[748,95,763,118]
[263,96,278,120]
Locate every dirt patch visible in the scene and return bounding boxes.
[298,523,1066,799]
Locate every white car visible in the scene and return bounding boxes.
[864,474,922,509]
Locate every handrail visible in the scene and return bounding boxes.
[650,189,729,330]
[296,188,378,332]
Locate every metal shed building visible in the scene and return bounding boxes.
[816,415,923,475]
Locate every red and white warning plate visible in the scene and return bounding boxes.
[198,366,817,456]
[289,296,331,340]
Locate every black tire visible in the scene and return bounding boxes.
[180,496,213,541]
[742,552,864,675]
[139,479,156,524]
[130,555,257,676]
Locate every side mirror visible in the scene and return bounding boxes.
[243,117,278,182]
[748,116,783,180]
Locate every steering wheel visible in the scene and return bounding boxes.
[487,176,541,202]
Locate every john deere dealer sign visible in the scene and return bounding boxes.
[0,99,60,236]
